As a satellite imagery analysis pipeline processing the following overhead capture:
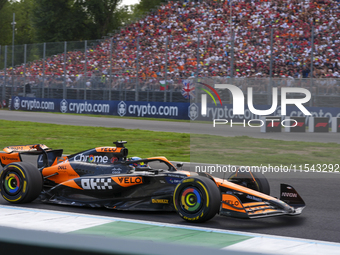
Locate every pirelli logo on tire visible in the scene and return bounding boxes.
[182,212,204,221]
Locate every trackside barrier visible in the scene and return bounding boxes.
[309,117,329,132]
[260,116,281,133]
[285,116,306,132]
[0,226,260,255]
[10,96,189,120]
[331,117,340,132]
[10,96,340,124]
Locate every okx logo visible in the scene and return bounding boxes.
[198,82,223,117]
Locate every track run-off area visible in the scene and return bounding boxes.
[0,110,340,254]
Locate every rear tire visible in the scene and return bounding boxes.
[173,176,221,223]
[228,168,270,195]
[0,162,43,203]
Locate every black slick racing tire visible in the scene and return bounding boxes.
[0,162,43,203]
[173,176,221,223]
[228,169,270,195]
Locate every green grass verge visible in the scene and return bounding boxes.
[0,120,190,161]
[191,135,340,166]
[0,120,338,166]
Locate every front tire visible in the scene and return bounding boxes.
[173,176,221,223]
[0,162,43,203]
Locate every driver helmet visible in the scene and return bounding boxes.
[129,157,149,168]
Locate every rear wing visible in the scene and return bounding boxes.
[1,144,63,168]
[3,144,50,154]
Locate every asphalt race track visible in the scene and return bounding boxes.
[0,110,340,242]
[1,110,340,144]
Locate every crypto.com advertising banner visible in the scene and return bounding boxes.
[190,81,340,181]
[10,96,189,120]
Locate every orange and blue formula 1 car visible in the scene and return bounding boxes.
[0,141,305,223]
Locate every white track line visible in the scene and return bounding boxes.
[1,205,339,254]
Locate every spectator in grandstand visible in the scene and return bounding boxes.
[3,0,340,94]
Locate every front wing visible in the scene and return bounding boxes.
[215,178,305,219]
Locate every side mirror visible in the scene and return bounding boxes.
[176,163,184,168]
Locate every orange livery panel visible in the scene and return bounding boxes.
[215,177,273,201]
[95,147,128,158]
[221,194,247,213]
[95,147,124,153]
[3,144,49,153]
[111,176,143,187]
[42,160,80,184]
[51,156,68,166]
[0,152,21,166]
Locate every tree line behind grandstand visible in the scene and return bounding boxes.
[1,0,340,108]
[2,0,340,79]
[0,0,161,45]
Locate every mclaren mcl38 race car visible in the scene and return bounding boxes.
[0,141,305,223]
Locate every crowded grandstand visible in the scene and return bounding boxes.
[1,0,340,99]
